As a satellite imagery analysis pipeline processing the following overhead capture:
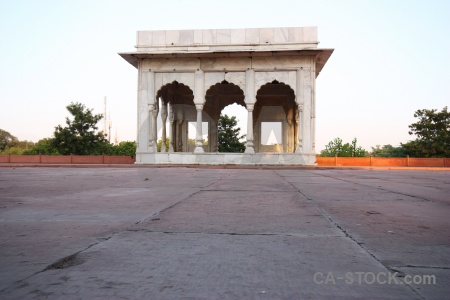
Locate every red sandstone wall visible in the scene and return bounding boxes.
[315,156,448,167]
[371,157,408,167]
[103,156,135,164]
[409,158,445,167]
[315,157,335,166]
[337,157,371,166]
[0,155,448,167]
[40,156,72,164]
[0,155,135,164]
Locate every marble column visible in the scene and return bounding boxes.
[168,103,174,152]
[311,61,316,152]
[177,119,183,152]
[194,70,205,153]
[245,104,255,153]
[244,69,255,154]
[160,102,167,153]
[194,104,204,153]
[152,101,159,152]
[138,69,154,154]
[296,104,303,153]
[148,103,155,152]
[295,68,304,153]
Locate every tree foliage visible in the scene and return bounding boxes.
[0,129,34,154]
[1,103,137,157]
[320,137,368,157]
[109,141,136,157]
[24,138,59,155]
[403,107,449,157]
[0,129,17,151]
[370,144,409,157]
[218,114,246,153]
[52,102,109,155]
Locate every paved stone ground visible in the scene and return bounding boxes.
[0,167,448,299]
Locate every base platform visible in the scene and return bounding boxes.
[135,152,317,165]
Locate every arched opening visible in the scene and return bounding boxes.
[254,81,297,153]
[204,81,246,152]
[155,81,194,152]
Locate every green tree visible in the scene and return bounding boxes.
[0,129,36,155]
[218,114,246,153]
[403,107,450,157]
[320,137,367,157]
[110,141,136,157]
[52,102,110,155]
[1,140,35,155]
[24,138,60,155]
[370,144,409,157]
[0,129,18,151]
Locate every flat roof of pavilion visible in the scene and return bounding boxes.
[119,27,333,76]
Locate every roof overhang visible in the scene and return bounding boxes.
[119,48,334,77]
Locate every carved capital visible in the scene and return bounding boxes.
[195,104,203,111]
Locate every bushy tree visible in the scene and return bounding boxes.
[24,138,60,155]
[110,141,136,157]
[0,129,17,151]
[403,107,449,157]
[218,114,245,153]
[52,102,109,155]
[370,144,409,157]
[320,137,367,157]
[0,129,35,155]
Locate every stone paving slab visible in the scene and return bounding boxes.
[2,232,418,299]
[0,167,448,299]
[133,190,339,236]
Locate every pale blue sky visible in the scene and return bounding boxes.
[1,0,449,150]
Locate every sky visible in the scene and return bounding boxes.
[1,0,449,151]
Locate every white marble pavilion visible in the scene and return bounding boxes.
[119,27,333,165]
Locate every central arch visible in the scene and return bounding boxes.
[254,81,297,153]
[204,81,246,152]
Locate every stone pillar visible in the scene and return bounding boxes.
[168,103,174,152]
[148,104,155,152]
[194,70,205,153]
[148,71,155,152]
[177,119,183,152]
[296,104,303,153]
[245,104,255,153]
[302,68,312,155]
[160,102,167,153]
[194,104,204,153]
[311,61,316,152]
[295,68,304,153]
[152,101,159,152]
[137,69,154,154]
[173,119,178,152]
[244,69,255,154]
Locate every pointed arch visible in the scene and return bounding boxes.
[253,81,298,153]
[156,81,194,106]
[203,81,246,123]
